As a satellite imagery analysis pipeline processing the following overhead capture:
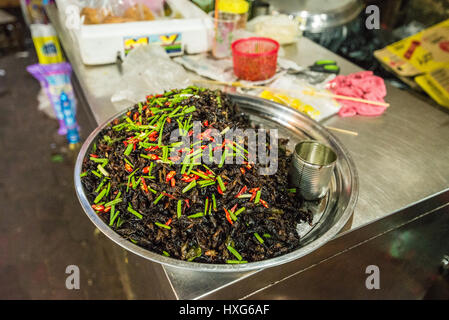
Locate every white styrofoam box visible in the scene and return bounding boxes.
[55,0,213,65]
[76,18,212,65]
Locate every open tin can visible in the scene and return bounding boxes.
[290,140,338,200]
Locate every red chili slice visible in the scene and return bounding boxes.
[124,163,133,173]
[142,166,151,174]
[185,199,190,208]
[240,167,246,175]
[260,199,269,208]
[104,206,112,213]
[170,178,176,188]
[235,186,247,198]
[166,171,176,182]
[162,192,176,200]
[217,185,224,195]
[230,204,238,213]
[90,154,98,158]
[165,218,172,226]
[250,192,257,202]
[141,177,149,193]
[224,208,233,225]
[91,204,104,212]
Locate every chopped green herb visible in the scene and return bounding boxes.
[254,232,264,244]
[177,200,183,218]
[182,180,197,193]
[155,222,171,230]
[227,245,242,261]
[216,176,226,192]
[97,164,109,177]
[153,193,165,205]
[226,260,247,264]
[127,205,143,219]
[124,143,133,156]
[254,190,261,204]
[188,212,205,218]
[94,188,107,204]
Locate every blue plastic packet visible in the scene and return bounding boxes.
[60,91,80,145]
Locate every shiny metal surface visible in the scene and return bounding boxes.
[269,0,363,32]
[290,141,337,200]
[74,93,358,272]
[48,3,449,298]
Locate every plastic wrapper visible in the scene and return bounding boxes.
[27,63,77,135]
[111,44,192,109]
[79,0,162,24]
[246,15,300,45]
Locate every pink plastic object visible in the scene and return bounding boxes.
[327,71,388,117]
[231,37,279,81]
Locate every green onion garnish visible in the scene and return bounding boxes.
[227,245,242,261]
[190,170,210,180]
[124,158,134,168]
[216,176,226,192]
[153,193,165,205]
[94,188,107,204]
[97,164,110,176]
[95,177,106,193]
[127,206,142,219]
[229,210,237,221]
[204,198,209,215]
[155,222,171,230]
[234,207,246,217]
[90,157,108,164]
[254,232,264,244]
[226,260,247,264]
[91,170,102,178]
[80,171,88,178]
[109,208,120,226]
[254,190,261,204]
[263,233,271,238]
[182,180,197,193]
[124,143,133,156]
[287,188,297,193]
[187,212,204,218]
[162,251,170,257]
[177,200,183,218]
[182,106,196,114]
[218,150,227,168]
[212,194,217,211]
[104,198,122,208]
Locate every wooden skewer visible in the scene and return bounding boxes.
[325,126,359,136]
[302,90,389,108]
[193,79,390,108]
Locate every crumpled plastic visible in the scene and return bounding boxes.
[327,71,387,117]
[111,44,192,109]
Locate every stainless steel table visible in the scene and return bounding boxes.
[47,5,449,299]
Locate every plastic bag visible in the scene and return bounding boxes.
[79,0,159,24]
[111,44,192,109]
[246,15,300,45]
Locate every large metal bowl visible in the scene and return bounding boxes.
[75,93,358,272]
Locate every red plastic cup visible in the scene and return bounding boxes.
[231,37,280,81]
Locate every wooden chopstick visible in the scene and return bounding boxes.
[193,79,390,108]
